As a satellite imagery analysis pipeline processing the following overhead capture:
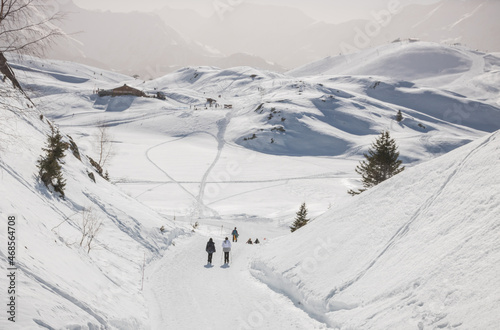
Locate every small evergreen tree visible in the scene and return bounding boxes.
[290,203,310,232]
[37,125,69,197]
[396,110,403,122]
[348,131,405,196]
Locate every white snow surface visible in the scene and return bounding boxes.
[251,130,500,329]
[0,82,186,328]
[1,42,499,329]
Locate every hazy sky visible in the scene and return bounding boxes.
[73,0,441,23]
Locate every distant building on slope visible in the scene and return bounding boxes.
[98,84,146,97]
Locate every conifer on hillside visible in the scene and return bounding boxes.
[38,125,69,197]
[348,131,405,196]
[290,203,310,232]
[396,110,403,122]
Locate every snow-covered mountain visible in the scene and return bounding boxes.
[155,0,500,70]
[272,0,500,68]
[12,41,500,217]
[289,41,500,113]
[2,40,499,328]
[45,0,500,76]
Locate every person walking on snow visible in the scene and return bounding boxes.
[206,238,216,265]
[222,237,231,264]
[232,227,239,242]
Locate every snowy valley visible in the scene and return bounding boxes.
[1,41,499,329]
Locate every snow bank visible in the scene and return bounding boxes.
[251,129,500,329]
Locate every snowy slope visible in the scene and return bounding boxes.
[10,43,499,220]
[289,41,500,104]
[2,41,500,329]
[0,81,186,329]
[251,129,500,329]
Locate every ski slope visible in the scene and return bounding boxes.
[1,41,499,329]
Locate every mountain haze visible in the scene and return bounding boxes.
[47,1,284,78]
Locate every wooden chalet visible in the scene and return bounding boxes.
[98,84,146,97]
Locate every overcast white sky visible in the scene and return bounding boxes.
[73,0,441,23]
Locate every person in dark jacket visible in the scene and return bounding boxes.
[254,238,260,244]
[232,227,239,242]
[206,238,216,265]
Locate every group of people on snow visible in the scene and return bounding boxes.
[206,237,232,265]
[205,227,261,265]
[246,238,260,244]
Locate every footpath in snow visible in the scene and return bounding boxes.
[144,217,327,329]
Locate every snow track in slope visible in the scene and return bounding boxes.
[196,111,233,217]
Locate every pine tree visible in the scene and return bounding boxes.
[37,125,69,198]
[348,131,405,196]
[290,203,310,232]
[396,110,403,122]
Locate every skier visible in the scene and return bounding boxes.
[206,238,216,265]
[232,227,239,242]
[246,238,253,244]
[222,237,231,264]
[254,238,260,244]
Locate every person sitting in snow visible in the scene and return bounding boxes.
[254,238,260,244]
[206,238,216,265]
[246,238,253,244]
[222,237,231,264]
[232,227,239,242]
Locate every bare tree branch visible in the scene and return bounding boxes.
[0,0,64,56]
[95,120,114,169]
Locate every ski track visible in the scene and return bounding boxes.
[196,111,232,217]
[207,182,289,206]
[117,171,344,185]
[143,132,216,206]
